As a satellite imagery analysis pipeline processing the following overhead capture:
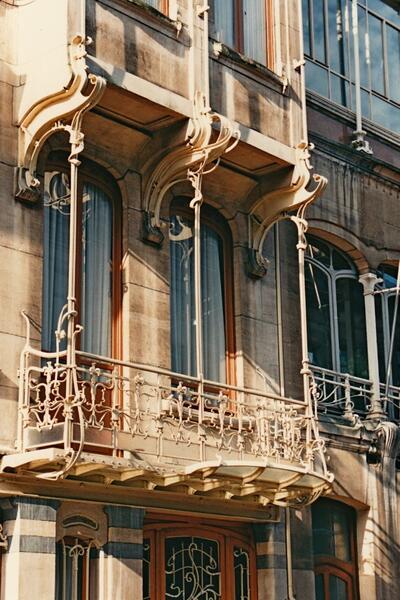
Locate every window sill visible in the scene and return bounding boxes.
[209,39,286,95]
[101,0,188,45]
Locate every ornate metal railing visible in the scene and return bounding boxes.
[310,365,400,424]
[18,320,330,483]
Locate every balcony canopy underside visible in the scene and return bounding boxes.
[0,449,331,511]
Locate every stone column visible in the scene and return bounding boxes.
[359,272,385,419]
[1,497,58,600]
[253,521,287,600]
[103,506,144,600]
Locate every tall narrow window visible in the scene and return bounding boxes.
[302,0,400,133]
[305,235,368,378]
[375,264,400,386]
[312,499,359,599]
[42,166,120,357]
[210,0,273,67]
[169,203,234,384]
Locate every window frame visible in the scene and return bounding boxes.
[169,199,236,386]
[305,235,368,377]
[42,157,122,360]
[143,519,258,600]
[312,499,360,600]
[210,0,275,70]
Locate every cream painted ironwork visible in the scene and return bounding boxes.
[59,537,96,600]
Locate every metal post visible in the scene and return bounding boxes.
[359,272,386,419]
[351,0,372,153]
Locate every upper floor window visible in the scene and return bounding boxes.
[305,235,368,378]
[302,0,400,133]
[169,202,235,383]
[375,263,400,387]
[312,499,359,599]
[42,165,121,357]
[144,0,168,13]
[210,0,274,67]
[143,521,257,599]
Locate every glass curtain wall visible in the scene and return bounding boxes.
[302,0,400,132]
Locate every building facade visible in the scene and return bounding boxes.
[0,0,398,598]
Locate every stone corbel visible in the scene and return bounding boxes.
[142,91,240,245]
[15,34,106,203]
[247,142,328,278]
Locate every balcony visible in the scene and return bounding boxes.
[310,365,400,424]
[0,319,333,514]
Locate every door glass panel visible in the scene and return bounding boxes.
[315,573,325,600]
[329,574,348,600]
[306,264,333,369]
[336,278,368,378]
[164,537,221,599]
[234,546,250,600]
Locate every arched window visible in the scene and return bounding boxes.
[375,263,400,387]
[143,520,257,599]
[305,235,368,378]
[169,201,235,384]
[42,162,121,357]
[312,499,359,600]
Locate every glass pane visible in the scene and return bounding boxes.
[242,0,266,64]
[144,0,163,10]
[315,573,325,600]
[331,74,350,106]
[367,0,400,23]
[303,0,312,56]
[329,575,348,600]
[361,89,371,119]
[332,248,353,271]
[234,546,250,600]
[307,236,331,266]
[306,263,333,369]
[369,15,385,94]
[165,537,221,599]
[333,509,352,561]
[170,216,227,382]
[42,172,70,352]
[371,95,400,132]
[201,224,226,382]
[313,0,327,62]
[80,183,113,356]
[305,60,330,97]
[170,215,196,376]
[336,278,368,378]
[143,538,150,600]
[312,504,335,556]
[213,0,235,48]
[358,6,370,89]
[375,294,387,382]
[328,0,348,75]
[387,26,400,102]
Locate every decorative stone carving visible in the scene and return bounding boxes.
[247,142,328,278]
[142,91,239,245]
[15,35,106,202]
